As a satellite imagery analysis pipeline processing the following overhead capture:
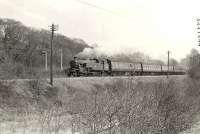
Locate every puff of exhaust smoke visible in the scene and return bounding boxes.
[77,45,107,59]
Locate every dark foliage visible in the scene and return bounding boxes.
[65,78,199,134]
[0,18,89,78]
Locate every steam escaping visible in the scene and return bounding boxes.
[76,44,163,64]
[77,44,107,59]
[76,44,181,66]
[77,44,140,59]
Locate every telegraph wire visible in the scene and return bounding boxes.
[73,0,134,21]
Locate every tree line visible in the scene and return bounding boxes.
[0,18,89,78]
[0,18,198,78]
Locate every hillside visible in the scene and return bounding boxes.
[0,18,89,79]
[0,76,199,134]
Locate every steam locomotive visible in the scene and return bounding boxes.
[65,57,186,77]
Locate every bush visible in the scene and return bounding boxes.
[65,77,200,134]
[188,64,200,79]
[0,76,198,134]
[0,61,28,79]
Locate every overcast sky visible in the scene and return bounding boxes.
[0,0,199,61]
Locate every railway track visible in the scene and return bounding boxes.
[0,74,187,82]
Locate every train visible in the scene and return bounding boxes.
[65,57,186,77]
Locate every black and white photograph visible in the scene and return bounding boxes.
[0,0,199,133]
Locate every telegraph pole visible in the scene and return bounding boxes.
[49,24,58,86]
[167,51,170,78]
[60,49,63,71]
[42,50,48,71]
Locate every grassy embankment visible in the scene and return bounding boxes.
[0,76,199,134]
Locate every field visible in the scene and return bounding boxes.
[0,75,199,134]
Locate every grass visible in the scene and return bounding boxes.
[0,76,199,134]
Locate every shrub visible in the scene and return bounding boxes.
[65,77,200,134]
[188,64,200,79]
